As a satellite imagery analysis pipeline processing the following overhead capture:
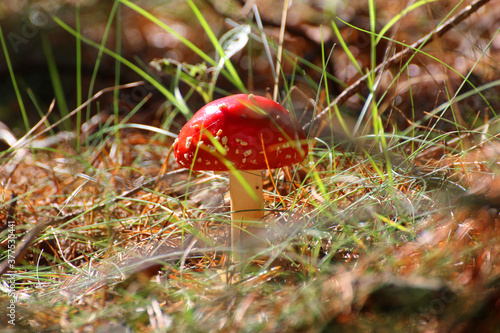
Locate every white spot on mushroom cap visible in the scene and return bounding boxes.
[185,136,192,148]
[216,129,223,136]
[221,136,228,145]
[235,138,248,146]
[243,149,252,157]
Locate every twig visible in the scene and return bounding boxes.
[304,0,492,132]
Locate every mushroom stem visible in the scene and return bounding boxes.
[229,170,264,261]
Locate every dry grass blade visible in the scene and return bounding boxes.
[0,170,187,278]
[273,0,291,101]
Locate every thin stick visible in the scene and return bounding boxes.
[303,0,492,132]
[273,0,290,101]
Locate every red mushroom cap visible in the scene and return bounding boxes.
[174,94,308,171]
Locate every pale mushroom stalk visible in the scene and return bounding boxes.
[229,169,264,257]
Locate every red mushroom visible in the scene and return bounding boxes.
[174,94,308,259]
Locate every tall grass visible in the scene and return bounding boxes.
[0,25,30,131]
[1,0,500,331]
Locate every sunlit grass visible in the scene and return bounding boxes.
[1,0,500,331]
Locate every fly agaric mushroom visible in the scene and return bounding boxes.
[174,94,307,258]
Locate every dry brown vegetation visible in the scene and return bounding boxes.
[1,0,500,332]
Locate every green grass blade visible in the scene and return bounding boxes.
[119,0,212,64]
[120,0,245,96]
[53,17,190,116]
[75,4,82,150]
[0,24,30,131]
[331,19,362,75]
[85,0,119,120]
[41,32,71,131]
[375,213,410,232]
[376,0,437,45]
[114,3,122,142]
[368,0,376,72]
[185,0,246,94]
